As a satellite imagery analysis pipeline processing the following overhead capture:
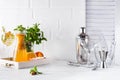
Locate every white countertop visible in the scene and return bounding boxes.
[0,59,120,80]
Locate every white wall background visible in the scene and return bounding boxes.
[0,0,85,61]
[0,0,120,64]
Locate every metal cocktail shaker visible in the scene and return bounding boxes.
[76,27,89,64]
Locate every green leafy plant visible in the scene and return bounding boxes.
[30,66,42,75]
[25,23,47,52]
[14,23,47,52]
[14,25,26,33]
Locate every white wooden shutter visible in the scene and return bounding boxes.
[86,0,116,42]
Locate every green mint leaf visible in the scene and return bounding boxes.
[33,66,38,72]
[37,72,43,74]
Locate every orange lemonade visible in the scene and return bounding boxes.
[13,34,28,62]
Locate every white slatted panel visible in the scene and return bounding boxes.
[86,0,115,41]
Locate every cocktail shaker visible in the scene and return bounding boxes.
[76,27,89,64]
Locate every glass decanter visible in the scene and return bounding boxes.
[13,33,28,62]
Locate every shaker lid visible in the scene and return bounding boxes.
[79,27,86,40]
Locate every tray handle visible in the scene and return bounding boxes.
[5,63,14,67]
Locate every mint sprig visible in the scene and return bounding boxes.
[30,66,42,75]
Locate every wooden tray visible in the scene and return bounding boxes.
[0,57,47,69]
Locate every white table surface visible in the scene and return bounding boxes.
[0,59,120,80]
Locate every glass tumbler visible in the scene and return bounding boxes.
[94,40,115,68]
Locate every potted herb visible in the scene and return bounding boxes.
[25,23,47,52]
[14,23,47,52]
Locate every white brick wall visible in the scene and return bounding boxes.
[30,0,49,8]
[51,0,84,8]
[0,0,29,8]
[0,0,85,60]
